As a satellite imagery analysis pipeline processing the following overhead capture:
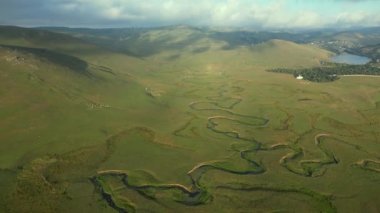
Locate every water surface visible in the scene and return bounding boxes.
[330,53,371,65]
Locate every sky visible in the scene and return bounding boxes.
[0,0,379,29]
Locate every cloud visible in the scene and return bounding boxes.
[0,0,379,29]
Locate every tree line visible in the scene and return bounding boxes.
[267,64,380,82]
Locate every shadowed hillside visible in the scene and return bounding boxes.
[0,45,89,74]
[0,26,104,57]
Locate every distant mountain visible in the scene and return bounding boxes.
[38,25,308,57]
[38,25,380,59]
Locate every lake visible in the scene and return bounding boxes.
[330,53,371,65]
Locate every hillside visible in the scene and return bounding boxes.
[0,26,103,57]
[0,27,152,170]
[0,45,89,73]
[42,26,380,59]
[43,25,314,57]
[307,27,380,58]
[349,43,380,61]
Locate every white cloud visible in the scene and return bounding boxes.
[0,0,379,28]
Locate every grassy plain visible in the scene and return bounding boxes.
[0,26,380,212]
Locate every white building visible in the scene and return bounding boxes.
[296,75,304,80]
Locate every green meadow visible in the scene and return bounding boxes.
[0,26,380,212]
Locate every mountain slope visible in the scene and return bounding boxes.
[0,26,102,56]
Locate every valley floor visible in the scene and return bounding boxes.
[1,34,380,212]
